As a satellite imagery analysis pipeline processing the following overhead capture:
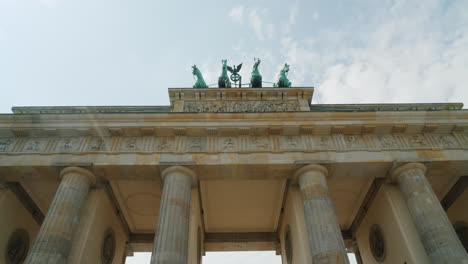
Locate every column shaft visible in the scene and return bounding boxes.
[392,163,468,264]
[296,165,349,264]
[151,166,194,264]
[25,167,95,264]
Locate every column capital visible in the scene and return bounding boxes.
[293,164,328,181]
[161,166,197,186]
[60,166,97,186]
[389,162,427,183]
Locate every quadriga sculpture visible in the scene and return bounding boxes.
[275,63,292,88]
[192,65,208,88]
[218,60,232,88]
[250,58,262,88]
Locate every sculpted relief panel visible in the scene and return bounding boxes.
[183,101,300,113]
[0,133,467,154]
[0,138,15,152]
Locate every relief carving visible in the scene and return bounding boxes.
[434,135,457,147]
[55,138,81,152]
[188,137,204,151]
[183,101,299,113]
[23,139,47,152]
[155,137,172,151]
[221,137,236,151]
[407,135,429,147]
[313,136,333,149]
[251,136,269,150]
[377,135,398,148]
[0,138,14,152]
[88,137,109,151]
[281,136,301,150]
[345,135,365,148]
[120,137,141,151]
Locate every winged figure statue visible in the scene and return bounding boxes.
[227,63,242,75]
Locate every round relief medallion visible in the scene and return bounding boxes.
[5,229,29,264]
[284,225,293,264]
[101,229,116,264]
[369,224,385,261]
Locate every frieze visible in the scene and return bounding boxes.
[53,137,83,152]
[0,133,466,154]
[87,137,112,151]
[22,138,49,153]
[183,101,300,113]
[0,138,15,152]
[153,137,174,152]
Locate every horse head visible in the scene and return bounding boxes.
[254,58,261,67]
[192,65,199,76]
[281,63,290,74]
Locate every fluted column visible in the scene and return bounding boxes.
[151,166,196,264]
[295,164,349,264]
[25,166,96,264]
[391,163,468,263]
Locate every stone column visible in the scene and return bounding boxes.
[391,163,468,263]
[24,167,96,264]
[151,166,196,264]
[295,164,349,264]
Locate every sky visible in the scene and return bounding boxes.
[1,0,467,263]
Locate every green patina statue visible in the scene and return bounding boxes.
[275,63,292,88]
[192,65,208,88]
[218,60,232,88]
[250,58,262,88]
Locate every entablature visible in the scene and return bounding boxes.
[2,110,468,138]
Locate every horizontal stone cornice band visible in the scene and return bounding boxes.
[60,166,97,186]
[161,166,197,186]
[390,162,427,183]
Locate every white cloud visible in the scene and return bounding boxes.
[229,6,244,24]
[229,6,274,41]
[279,0,468,106]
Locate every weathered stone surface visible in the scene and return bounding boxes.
[24,167,96,264]
[391,163,468,264]
[183,100,300,112]
[295,164,349,264]
[151,166,196,264]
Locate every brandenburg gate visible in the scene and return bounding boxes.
[1,87,468,263]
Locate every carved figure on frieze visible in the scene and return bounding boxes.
[24,140,42,152]
[317,136,332,147]
[121,137,138,151]
[250,58,262,88]
[0,138,13,152]
[156,138,171,151]
[89,137,106,151]
[274,63,292,88]
[282,136,300,150]
[407,135,428,147]
[189,137,203,151]
[221,137,236,151]
[377,135,398,148]
[252,136,269,150]
[183,101,300,113]
[345,135,364,148]
[435,135,456,147]
[192,65,208,88]
[218,60,232,88]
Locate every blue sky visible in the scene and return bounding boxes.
[1,0,467,263]
[1,0,467,113]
